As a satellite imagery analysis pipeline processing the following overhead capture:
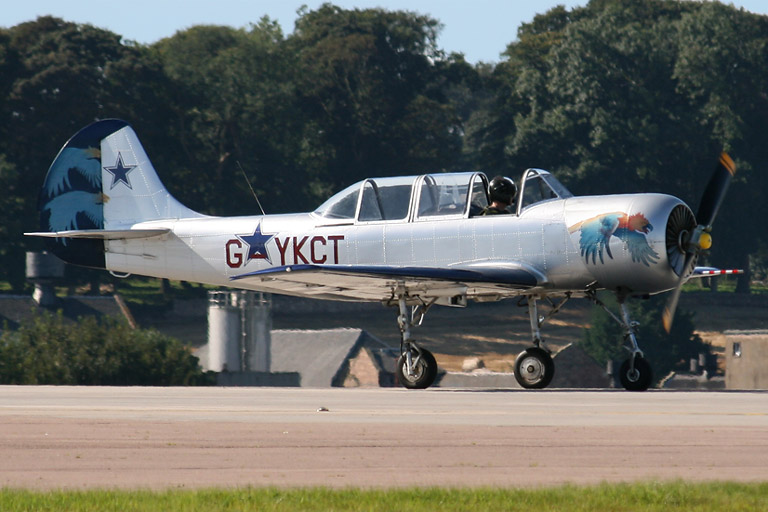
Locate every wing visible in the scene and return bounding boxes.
[619,229,660,266]
[230,262,544,303]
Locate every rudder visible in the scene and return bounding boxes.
[37,119,201,268]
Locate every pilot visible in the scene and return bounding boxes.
[480,175,517,215]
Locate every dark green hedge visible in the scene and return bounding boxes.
[0,312,212,386]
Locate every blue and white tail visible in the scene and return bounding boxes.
[28,119,202,268]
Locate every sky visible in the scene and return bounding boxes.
[4,1,768,64]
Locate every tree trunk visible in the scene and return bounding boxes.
[735,253,751,294]
[160,278,172,298]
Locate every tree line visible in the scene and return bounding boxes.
[2,0,767,292]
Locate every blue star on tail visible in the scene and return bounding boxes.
[103,152,136,189]
[237,222,275,264]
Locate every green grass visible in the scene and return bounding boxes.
[115,278,214,302]
[680,275,768,294]
[1,482,767,511]
[109,277,216,318]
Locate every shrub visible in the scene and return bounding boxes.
[0,311,210,385]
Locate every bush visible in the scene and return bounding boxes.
[0,311,211,385]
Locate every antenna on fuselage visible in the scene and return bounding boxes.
[237,161,266,216]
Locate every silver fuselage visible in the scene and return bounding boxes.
[107,192,686,302]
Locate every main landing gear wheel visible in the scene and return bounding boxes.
[514,347,555,389]
[396,348,437,389]
[619,356,652,392]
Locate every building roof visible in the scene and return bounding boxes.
[0,295,130,331]
[270,328,391,387]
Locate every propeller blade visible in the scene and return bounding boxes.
[662,281,682,334]
[696,152,736,228]
[664,153,736,333]
[663,251,697,333]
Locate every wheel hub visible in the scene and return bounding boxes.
[520,357,544,382]
[406,361,424,381]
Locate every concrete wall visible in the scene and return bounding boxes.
[725,330,768,390]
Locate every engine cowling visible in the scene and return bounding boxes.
[564,193,696,295]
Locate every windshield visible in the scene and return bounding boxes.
[518,169,573,212]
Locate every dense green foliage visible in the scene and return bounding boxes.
[3,0,767,295]
[0,312,208,385]
[0,482,767,511]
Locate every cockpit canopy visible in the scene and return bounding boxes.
[313,169,572,223]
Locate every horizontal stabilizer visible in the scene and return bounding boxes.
[690,267,744,278]
[25,228,169,240]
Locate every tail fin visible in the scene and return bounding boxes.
[29,119,202,268]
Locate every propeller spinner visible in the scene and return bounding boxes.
[662,153,736,333]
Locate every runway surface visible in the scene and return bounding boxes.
[1,386,767,489]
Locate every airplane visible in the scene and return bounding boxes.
[26,119,740,391]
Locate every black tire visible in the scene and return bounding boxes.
[396,348,438,389]
[619,356,653,391]
[514,347,555,389]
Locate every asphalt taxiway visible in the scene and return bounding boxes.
[0,386,766,489]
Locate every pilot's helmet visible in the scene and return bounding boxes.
[488,176,516,204]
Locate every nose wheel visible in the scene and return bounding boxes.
[619,355,652,391]
[587,291,654,391]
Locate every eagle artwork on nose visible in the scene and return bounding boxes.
[569,212,660,267]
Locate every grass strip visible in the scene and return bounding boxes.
[1,481,767,511]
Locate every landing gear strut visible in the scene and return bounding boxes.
[514,295,559,389]
[393,290,438,389]
[588,292,653,391]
